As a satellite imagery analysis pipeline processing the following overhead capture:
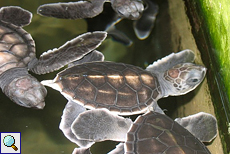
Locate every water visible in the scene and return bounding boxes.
[0,0,225,153]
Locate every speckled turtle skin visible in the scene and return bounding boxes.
[125,111,211,154]
[48,59,206,115]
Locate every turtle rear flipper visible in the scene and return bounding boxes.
[0,6,32,27]
[175,112,218,142]
[146,49,195,73]
[29,31,107,75]
[37,0,106,19]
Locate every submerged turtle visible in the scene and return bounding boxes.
[37,0,144,20]
[69,108,216,154]
[44,49,213,153]
[0,6,107,109]
[42,49,206,115]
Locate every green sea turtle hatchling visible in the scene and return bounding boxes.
[0,6,107,109]
[52,50,213,153]
[42,49,206,115]
[37,0,144,20]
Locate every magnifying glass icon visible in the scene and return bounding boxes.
[3,135,18,151]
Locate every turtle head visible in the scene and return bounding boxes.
[5,75,47,109]
[161,63,206,96]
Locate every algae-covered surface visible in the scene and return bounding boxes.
[0,0,225,153]
[198,0,230,103]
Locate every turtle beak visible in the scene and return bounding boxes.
[34,101,45,109]
[203,67,207,76]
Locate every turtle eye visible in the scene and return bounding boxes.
[187,78,200,85]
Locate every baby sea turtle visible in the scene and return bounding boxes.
[37,0,144,20]
[42,49,206,115]
[70,109,216,154]
[51,50,214,153]
[0,6,107,109]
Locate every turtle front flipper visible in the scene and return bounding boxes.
[71,109,133,142]
[175,112,218,143]
[146,49,195,73]
[37,0,107,19]
[0,6,32,27]
[59,99,95,148]
[29,31,107,75]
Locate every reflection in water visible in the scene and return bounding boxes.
[0,0,223,154]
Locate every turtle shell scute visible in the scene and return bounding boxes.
[0,20,35,75]
[125,112,211,154]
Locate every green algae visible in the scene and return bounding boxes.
[198,0,230,106]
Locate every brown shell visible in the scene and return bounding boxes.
[54,61,162,115]
[125,111,211,154]
[0,20,35,75]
